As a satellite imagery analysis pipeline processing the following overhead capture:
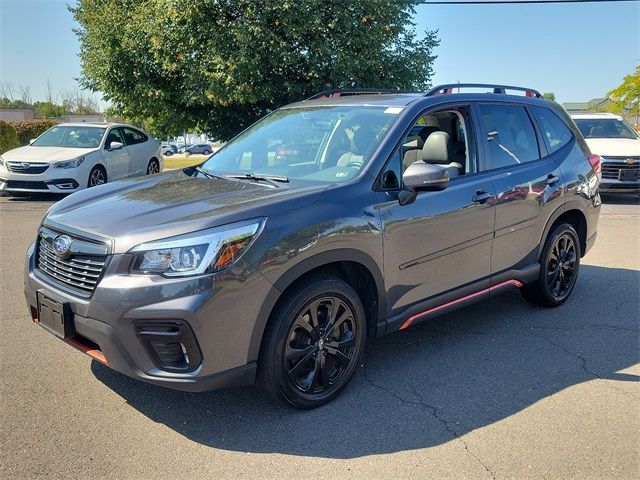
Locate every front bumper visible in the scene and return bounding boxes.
[599,160,640,194]
[24,243,276,392]
[0,167,84,193]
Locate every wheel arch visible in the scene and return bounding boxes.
[538,202,588,260]
[248,249,386,363]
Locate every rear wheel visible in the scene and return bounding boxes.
[258,275,366,409]
[203,149,210,155]
[147,159,160,174]
[87,165,107,188]
[521,223,580,307]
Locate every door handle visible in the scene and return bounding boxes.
[546,174,559,185]
[472,190,493,203]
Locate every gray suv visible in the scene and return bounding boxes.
[24,84,601,408]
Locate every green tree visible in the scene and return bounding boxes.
[71,0,439,140]
[542,92,556,102]
[34,101,66,118]
[607,65,640,121]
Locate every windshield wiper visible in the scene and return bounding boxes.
[195,166,224,180]
[224,172,289,187]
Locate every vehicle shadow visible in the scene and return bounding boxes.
[91,265,639,459]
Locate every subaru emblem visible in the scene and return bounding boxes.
[52,235,72,257]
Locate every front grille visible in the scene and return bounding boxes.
[37,235,107,294]
[6,180,48,190]
[601,161,640,180]
[6,161,49,174]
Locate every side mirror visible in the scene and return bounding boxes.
[108,141,123,151]
[398,162,449,206]
[29,138,36,145]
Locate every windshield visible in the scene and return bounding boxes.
[574,118,638,139]
[202,106,401,182]
[32,126,106,148]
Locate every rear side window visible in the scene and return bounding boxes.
[478,104,540,170]
[122,127,148,145]
[531,106,573,154]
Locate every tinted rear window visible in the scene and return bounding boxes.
[531,106,573,154]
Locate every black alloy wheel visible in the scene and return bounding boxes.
[285,296,357,394]
[258,275,366,409]
[521,222,581,307]
[147,159,160,174]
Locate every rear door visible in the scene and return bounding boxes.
[104,127,129,180]
[122,127,149,176]
[476,102,564,276]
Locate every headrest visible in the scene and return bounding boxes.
[352,125,377,155]
[422,131,452,164]
[416,126,440,147]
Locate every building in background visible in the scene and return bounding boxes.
[0,108,35,121]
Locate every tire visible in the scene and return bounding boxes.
[184,151,191,157]
[203,150,210,155]
[147,159,160,174]
[164,151,173,157]
[521,222,581,307]
[87,165,107,188]
[257,274,367,409]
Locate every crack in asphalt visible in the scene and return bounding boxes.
[361,357,497,480]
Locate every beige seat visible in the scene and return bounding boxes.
[420,131,462,178]
[403,126,440,170]
[336,126,377,167]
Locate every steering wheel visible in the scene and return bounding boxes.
[344,161,363,169]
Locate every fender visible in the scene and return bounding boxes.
[536,199,588,260]
[246,248,386,363]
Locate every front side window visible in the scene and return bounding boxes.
[32,126,105,148]
[574,118,638,139]
[478,104,540,170]
[202,106,400,183]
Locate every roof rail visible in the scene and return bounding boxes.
[306,88,415,101]
[425,83,542,99]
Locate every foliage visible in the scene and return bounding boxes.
[34,101,66,118]
[607,65,640,117]
[8,120,59,146]
[71,0,440,140]
[0,121,20,154]
[0,98,32,109]
[542,92,556,102]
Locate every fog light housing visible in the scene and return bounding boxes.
[134,320,202,373]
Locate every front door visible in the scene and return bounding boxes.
[104,127,129,180]
[377,105,495,316]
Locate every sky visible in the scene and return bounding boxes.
[0,0,638,106]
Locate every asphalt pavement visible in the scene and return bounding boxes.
[0,193,638,479]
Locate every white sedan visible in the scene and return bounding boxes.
[0,123,162,195]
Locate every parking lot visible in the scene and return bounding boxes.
[0,194,638,479]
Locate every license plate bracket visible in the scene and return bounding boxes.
[37,292,73,339]
[619,169,639,181]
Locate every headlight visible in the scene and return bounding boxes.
[129,219,264,277]
[54,156,85,169]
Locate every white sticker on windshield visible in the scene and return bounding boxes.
[384,107,403,115]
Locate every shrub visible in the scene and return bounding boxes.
[8,119,58,146]
[0,121,20,154]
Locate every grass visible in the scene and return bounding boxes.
[162,154,207,170]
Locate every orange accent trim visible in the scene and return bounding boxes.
[399,279,523,330]
[66,338,108,366]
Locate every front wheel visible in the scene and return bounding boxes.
[258,275,366,409]
[521,222,581,307]
[203,150,210,155]
[87,165,107,188]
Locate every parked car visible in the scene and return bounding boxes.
[24,84,600,408]
[161,144,175,156]
[184,143,212,156]
[0,123,162,195]
[571,113,639,195]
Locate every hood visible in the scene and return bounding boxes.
[45,170,327,253]
[2,145,97,163]
[585,138,640,158]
